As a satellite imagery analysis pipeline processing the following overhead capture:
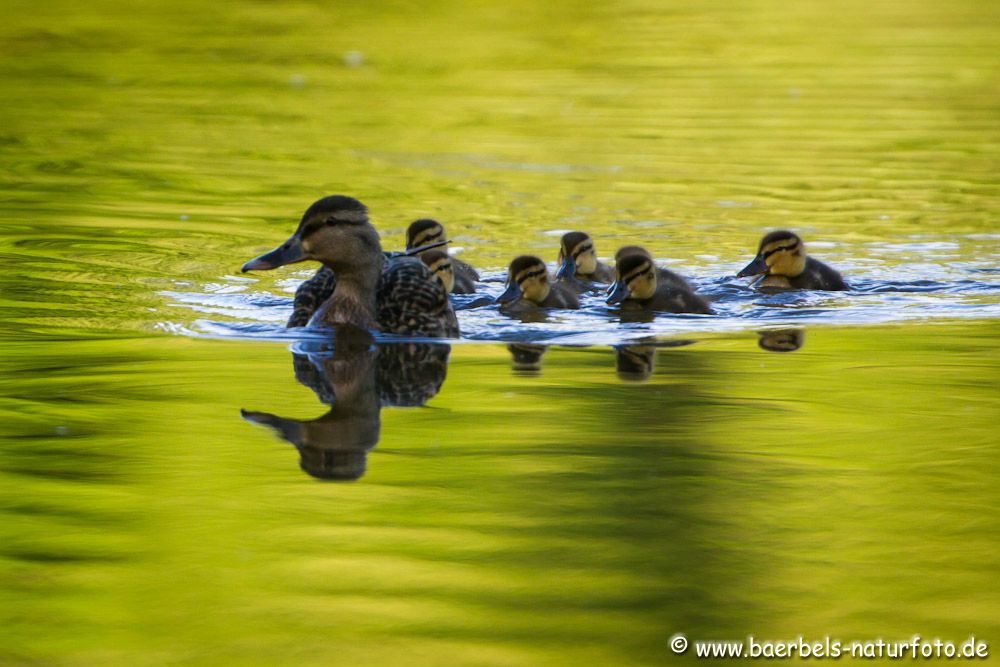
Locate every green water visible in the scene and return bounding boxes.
[2,0,999,664]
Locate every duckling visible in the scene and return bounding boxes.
[608,253,713,314]
[555,231,614,285]
[497,255,580,310]
[242,195,459,337]
[613,245,696,292]
[406,218,479,293]
[420,249,455,295]
[737,230,848,290]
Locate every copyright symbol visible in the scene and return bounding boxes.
[670,633,689,654]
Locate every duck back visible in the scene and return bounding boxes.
[624,285,713,315]
[376,257,459,337]
[290,260,458,337]
[541,283,581,309]
[789,257,848,291]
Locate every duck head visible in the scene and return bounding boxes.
[607,253,657,304]
[498,255,551,305]
[241,195,381,274]
[737,230,807,279]
[556,231,599,280]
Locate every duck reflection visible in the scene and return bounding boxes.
[757,328,805,352]
[242,331,450,481]
[507,343,548,374]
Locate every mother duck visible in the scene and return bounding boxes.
[241,195,459,337]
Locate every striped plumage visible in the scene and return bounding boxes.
[555,231,614,286]
[497,255,580,310]
[375,256,459,337]
[608,253,713,314]
[737,230,848,291]
[613,245,694,292]
[406,218,479,293]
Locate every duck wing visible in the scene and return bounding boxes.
[376,256,460,337]
[288,266,337,327]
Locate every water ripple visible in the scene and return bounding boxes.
[160,257,1000,345]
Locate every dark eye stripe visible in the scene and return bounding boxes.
[624,266,653,283]
[572,243,593,259]
[413,229,443,246]
[516,268,547,284]
[762,241,800,259]
[301,221,324,238]
[431,263,452,273]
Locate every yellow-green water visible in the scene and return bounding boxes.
[1,0,999,664]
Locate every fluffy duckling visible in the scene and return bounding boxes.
[242,195,459,337]
[555,231,614,284]
[420,249,455,294]
[608,253,713,314]
[737,230,848,290]
[613,245,696,292]
[406,218,479,293]
[497,255,580,310]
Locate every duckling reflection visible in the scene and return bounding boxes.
[507,343,548,374]
[242,336,450,481]
[757,328,805,352]
[615,344,657,382]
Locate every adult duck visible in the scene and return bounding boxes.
[242,195,459,337]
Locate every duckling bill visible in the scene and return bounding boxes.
[737,230,847,290]
[498,255,579,310]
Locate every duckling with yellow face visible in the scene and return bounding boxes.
[608,253,713,314]
[420,249,455,295]
[613,245,696,292]
[497,255,580,310]
[555,231,614,285]
[406,219,479,294]
[737,230,848,290]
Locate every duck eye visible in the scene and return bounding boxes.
[325,216,339,225]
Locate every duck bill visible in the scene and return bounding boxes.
[736,255,768,279]
[496,281,521,304]
[555,255,576,281]
[606,280,630,305]
[241,233,305,272]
